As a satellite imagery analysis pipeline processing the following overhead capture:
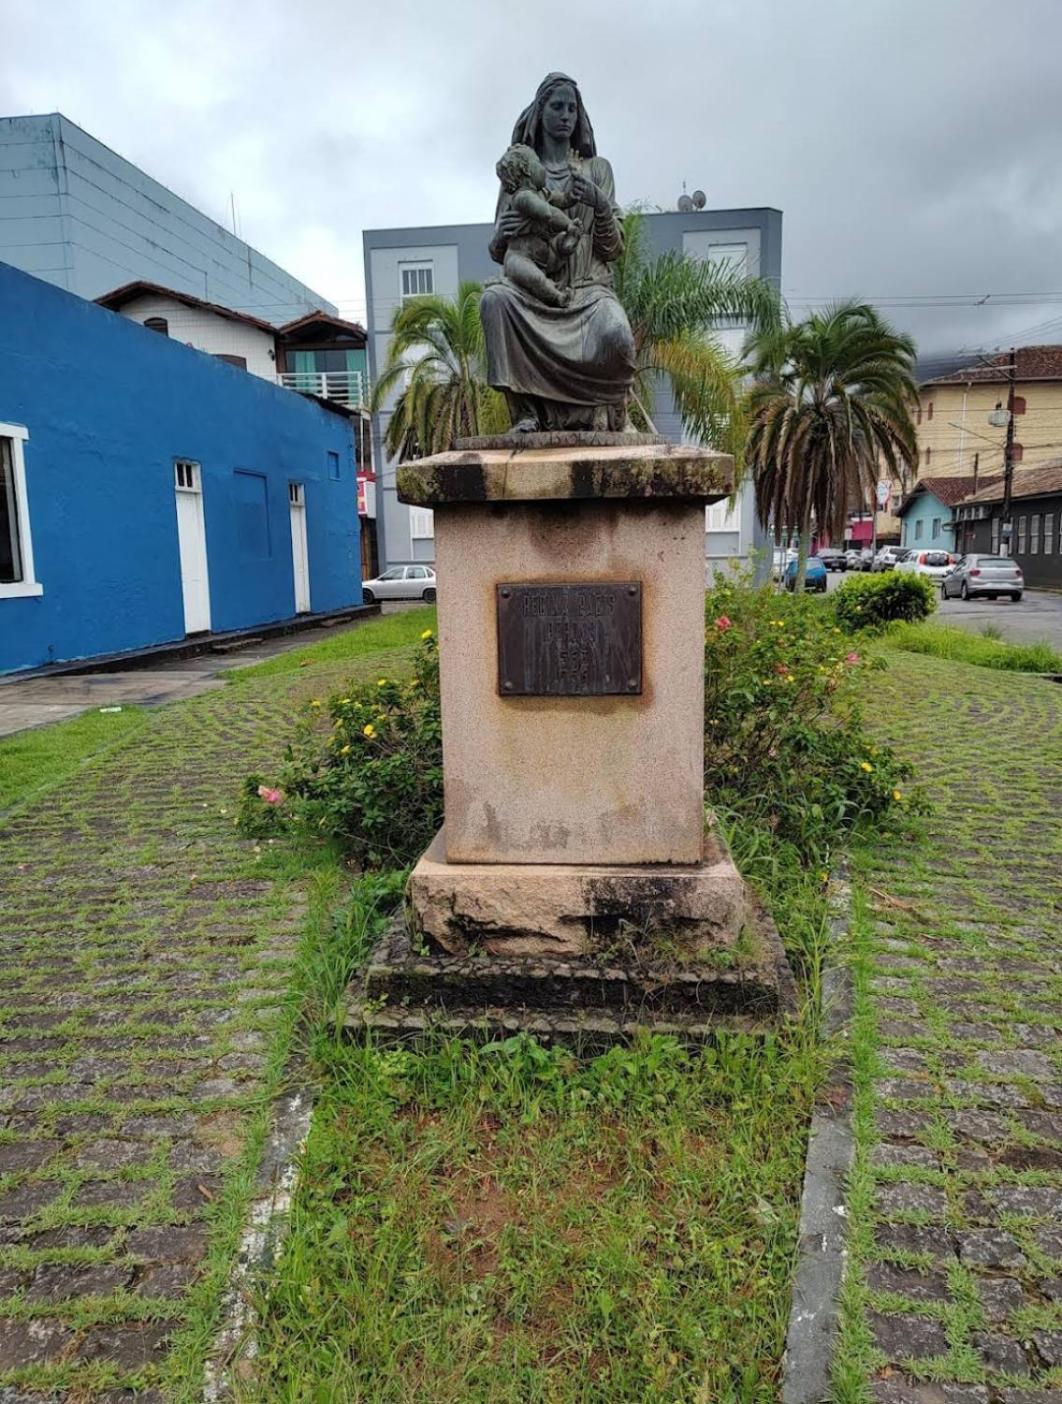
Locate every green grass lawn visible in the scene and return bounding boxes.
[884,619,1062,672]
[242,856,829,1404]
[0,705,148,813]
[228,605,437,681]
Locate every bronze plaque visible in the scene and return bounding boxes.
[496,582,642,697]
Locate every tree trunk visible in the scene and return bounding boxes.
[793,502,813,595]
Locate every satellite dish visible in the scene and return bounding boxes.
[677,194,694,212]
[692,189,706,209]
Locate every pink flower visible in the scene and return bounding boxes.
[714,615,733,632]
[257,785,284,806]
[845,651,860,665]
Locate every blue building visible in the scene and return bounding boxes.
[0,260,362,675]
[0,113,333,322]
[897,475,1002,553]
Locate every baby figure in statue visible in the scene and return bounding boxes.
[494,143,580,308]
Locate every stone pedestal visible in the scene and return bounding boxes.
[346,440,796,1041]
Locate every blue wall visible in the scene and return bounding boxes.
[0,114,335,321]
[0,260,361,674]
[900,491,955,552]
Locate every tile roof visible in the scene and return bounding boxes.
[923,345,1062,386]
[897,474,1004,514]
[960,458,1062,505]
[95,280,278,334]
[279,310,367,341]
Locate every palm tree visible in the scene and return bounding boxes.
[370,281,508,460]
[373,217,780,462]
[745,302,919,593]
[613,211,781,457]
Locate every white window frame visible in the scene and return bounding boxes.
[175,459,203,494]
[399,261,434,301]
[0,422,42,599]
[409,506,435,540]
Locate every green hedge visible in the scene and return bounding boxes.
[832,571,937,631]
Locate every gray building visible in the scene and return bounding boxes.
[363,206,782,571]
[0,113,332,323]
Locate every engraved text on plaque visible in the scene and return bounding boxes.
[496,582,642,696]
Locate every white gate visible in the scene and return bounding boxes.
[174,461,211,633]
[289,482,310,614]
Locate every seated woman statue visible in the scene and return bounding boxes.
[480,72,637,434]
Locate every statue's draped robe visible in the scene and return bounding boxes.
[481,154,636,414]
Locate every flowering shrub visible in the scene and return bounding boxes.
[244,595,917,872]
[239,632,442,867]
[704,579,915,858]
[832,571,936,632]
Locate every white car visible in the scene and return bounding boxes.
[872,545,909,572]
[362,564,437,603]
[895,549,955,581]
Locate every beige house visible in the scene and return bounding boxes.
[917,345,1062,483]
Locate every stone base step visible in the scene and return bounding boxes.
[344,905,797,1048]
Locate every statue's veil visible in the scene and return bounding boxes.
[510,73,597,159]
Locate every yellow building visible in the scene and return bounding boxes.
[917,346,1062,483]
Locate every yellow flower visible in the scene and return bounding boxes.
[339,697,351,704]
[819,870,829,883]
[786,674,795,683]
[376,678,388,687]
[339,744,351,756]
[420,629,434,640]
[309,698,321,708]
[893,789,903,802]
[860,761,873,773]
[362,723,376,738]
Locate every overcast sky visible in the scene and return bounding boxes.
[5,0,1062,362]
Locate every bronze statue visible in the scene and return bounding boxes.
[481,73,637,434]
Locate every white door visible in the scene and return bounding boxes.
[289,482,310,613]
[174,461,211,633]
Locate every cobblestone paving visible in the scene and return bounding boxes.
[847,654,1062,1404]
[0,652,397,1400]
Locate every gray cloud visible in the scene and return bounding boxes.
[4,0,1062,357]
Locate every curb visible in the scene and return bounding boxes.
[201,1080,315,1402]
[781,877,855,1404]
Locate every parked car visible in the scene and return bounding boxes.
[362,564,437,603]
[783,556,828,592]
[941,555,1023,602]
[872,545,909,572]
[816,547,848,571]
[845,548,873,571]
[895,549,955,582]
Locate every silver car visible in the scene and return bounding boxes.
[362,564,437,603]
[941,555,1023,602]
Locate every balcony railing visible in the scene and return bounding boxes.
[277,370,369,408]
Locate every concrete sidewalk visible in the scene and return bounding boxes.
[0,621,368,738]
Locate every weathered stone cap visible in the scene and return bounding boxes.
[396,442,734,507]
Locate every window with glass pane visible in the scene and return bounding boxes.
[1031,514,1041,553]
[400,264,434,299]
[991,518,1000,553]
[1017,516,1027,553]
[0,437,24,584]
[1049,513,1057,554]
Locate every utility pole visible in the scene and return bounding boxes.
[1000,348,1017,555]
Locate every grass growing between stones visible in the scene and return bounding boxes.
[0,705,148,813]
[831,650,1062,1402]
